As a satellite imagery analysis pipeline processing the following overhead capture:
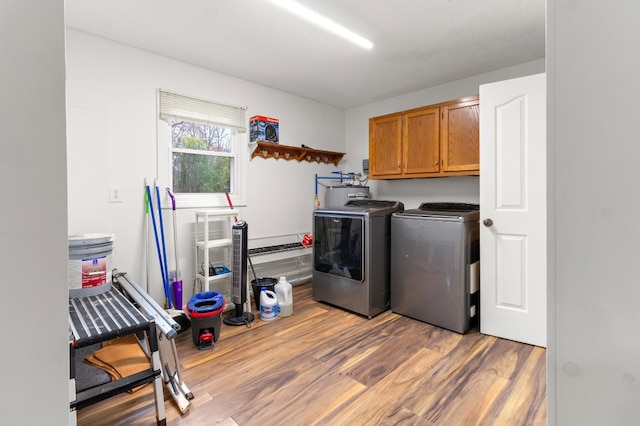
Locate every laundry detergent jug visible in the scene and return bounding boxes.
[259,288,279,321]
[275,276,293,317]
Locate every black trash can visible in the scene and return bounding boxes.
[187,291,225,350]
[251,278,278,311]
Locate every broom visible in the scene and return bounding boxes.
[166,188,183,311]
[145,179,171,306]
[156,183,189,330]
[146,179,189,330]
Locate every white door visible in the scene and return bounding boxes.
[479,73,546,347]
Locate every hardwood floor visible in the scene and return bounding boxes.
[76,283,547,425]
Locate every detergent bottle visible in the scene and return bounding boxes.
[259,287,279,321]
[275,276,293,317]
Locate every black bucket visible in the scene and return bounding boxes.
[187,291,225,350]
[251,278,278,311]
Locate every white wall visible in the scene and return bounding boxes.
[547,2,640,424]
[343,59,545,209]
[66,30,344,304]
[0,1,68,424]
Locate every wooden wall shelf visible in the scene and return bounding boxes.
[250,142,344,166]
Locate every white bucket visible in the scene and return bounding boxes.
[68,233,114,298]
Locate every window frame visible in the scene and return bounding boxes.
[156,89,248,209]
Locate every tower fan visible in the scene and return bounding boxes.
[223,220,255,326]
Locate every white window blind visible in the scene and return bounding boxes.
[159,89,247,132]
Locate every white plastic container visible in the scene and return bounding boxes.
[275,276,293,317]
[259,289,279,321]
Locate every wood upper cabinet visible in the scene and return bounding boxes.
[441,97,480,173]
[368,112,403,177]
[403,106,440,175]
[369,95,479,179]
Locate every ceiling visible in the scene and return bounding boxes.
[64,0,545,109]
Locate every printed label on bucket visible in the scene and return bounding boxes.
[68,254,113,290]
[81,255,107,288]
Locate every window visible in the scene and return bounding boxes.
[169,120,232,193]
[158,89,247,208]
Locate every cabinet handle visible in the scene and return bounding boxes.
[434,161,438,165]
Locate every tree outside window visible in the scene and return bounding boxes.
[170,120,233,194]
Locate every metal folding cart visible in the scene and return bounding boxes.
[68,270,193,425]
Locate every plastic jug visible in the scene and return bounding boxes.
[275,276,293,317]
[259,288,279,321]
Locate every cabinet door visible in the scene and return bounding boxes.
[369,113,403,178]
[441,97,480,173]
[403,106,440,175]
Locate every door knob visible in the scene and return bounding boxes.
[483,218,493,227]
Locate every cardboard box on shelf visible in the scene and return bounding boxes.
[250,115,279,143]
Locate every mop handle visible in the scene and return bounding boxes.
[145,189,150,293]
[247,253,258,281]
[166,188,180,277]
[225,192,238,222]
[146,182,170,304]
[166,188,176,210]
[155,180,173,309]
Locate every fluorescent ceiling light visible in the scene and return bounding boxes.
[266,0,374,49]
